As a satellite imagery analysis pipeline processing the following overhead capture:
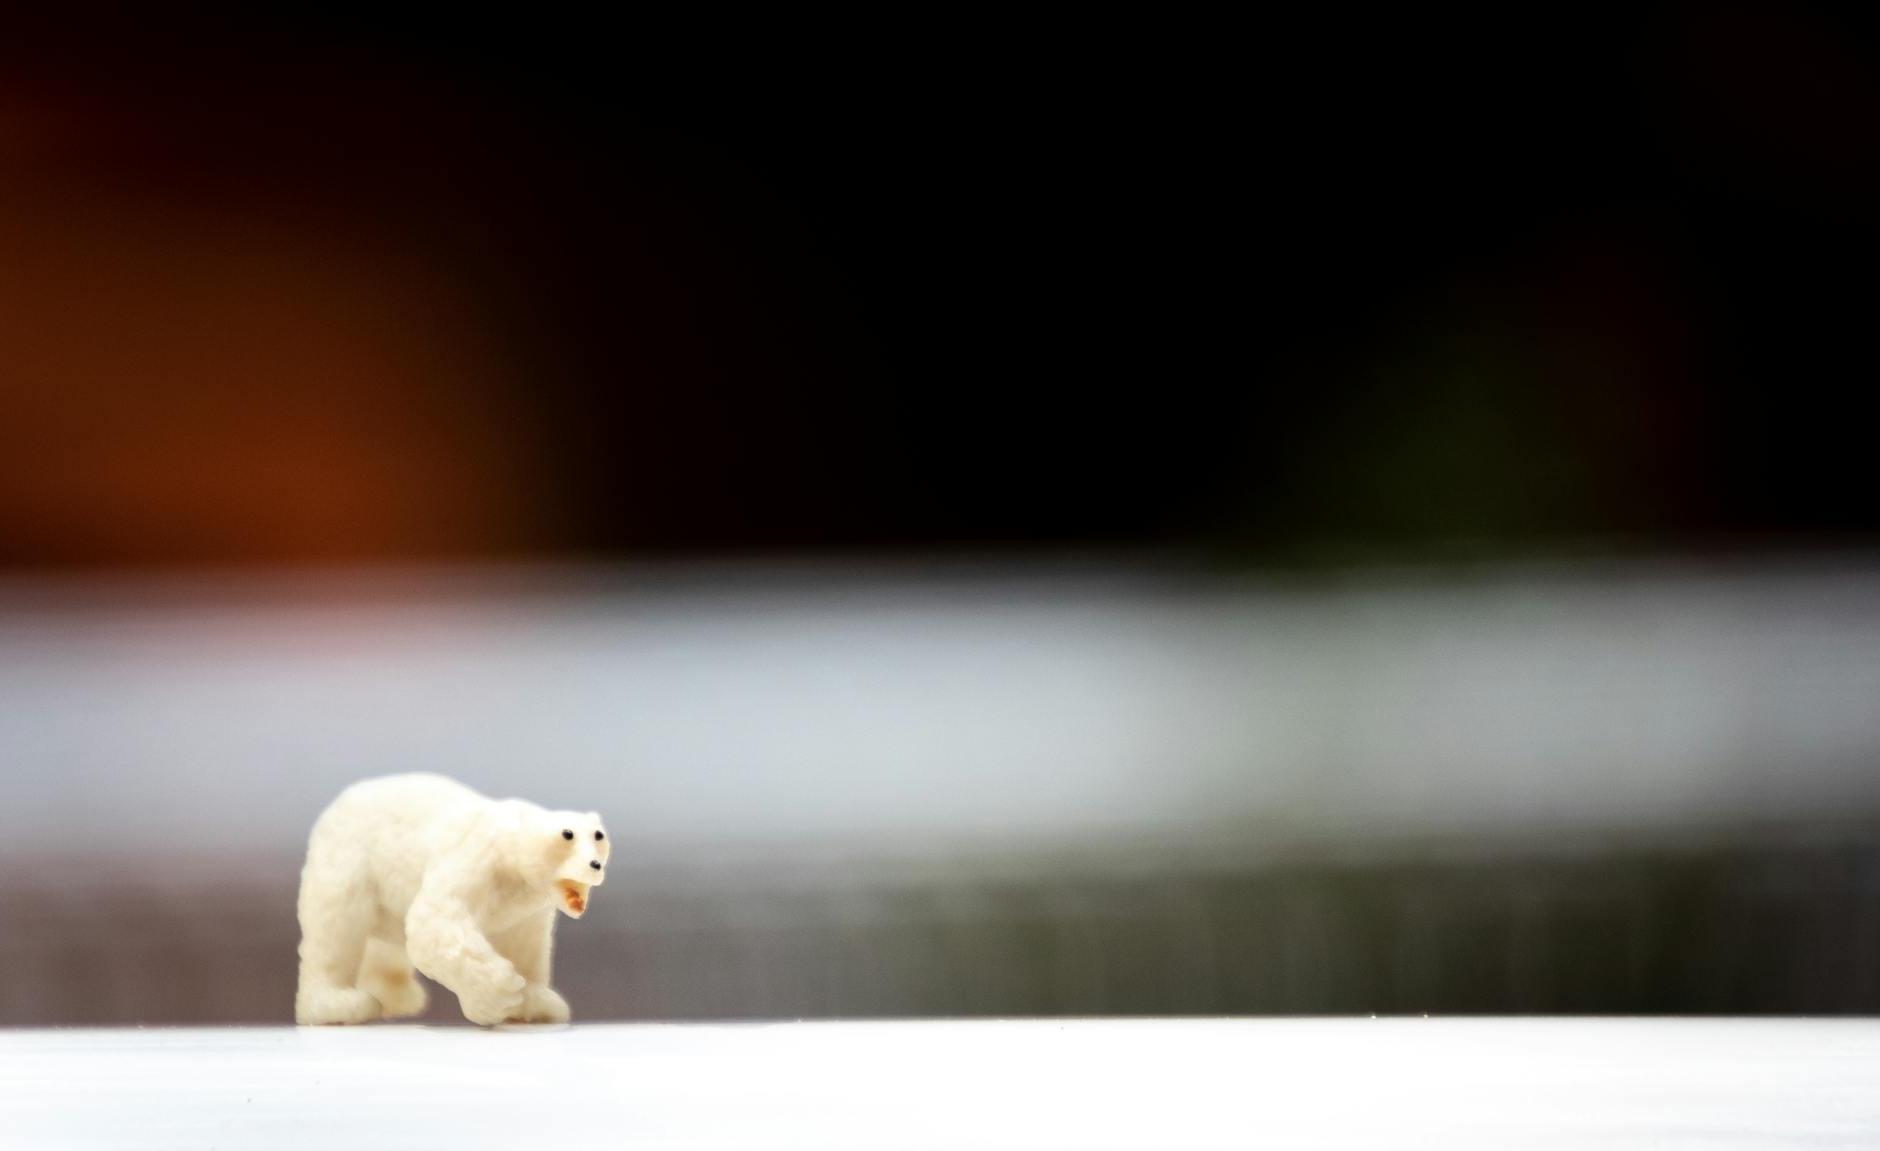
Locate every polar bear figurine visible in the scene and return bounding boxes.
[295,773,608,1026]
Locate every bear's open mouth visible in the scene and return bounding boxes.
[557,880,589,917]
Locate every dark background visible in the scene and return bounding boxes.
[5,8,1880,1025]
[4,8,1877,571]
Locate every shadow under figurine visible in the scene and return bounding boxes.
[295,773,607,1026]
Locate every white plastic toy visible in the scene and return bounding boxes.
[295,773,608,1026]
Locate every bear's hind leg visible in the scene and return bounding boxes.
[357,937,429,1019]
[295,860,382,1025]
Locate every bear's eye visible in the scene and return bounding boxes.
[562,829,574,840]
[595,830,605,842]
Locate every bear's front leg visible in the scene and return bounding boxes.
[495,910,571,1024]
[405,880,526,1026]
[517,985,571,1024]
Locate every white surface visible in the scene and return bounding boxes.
[2,1019,1878,1149]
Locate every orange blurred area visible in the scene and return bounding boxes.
[0,90,538,566]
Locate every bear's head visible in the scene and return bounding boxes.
[525,807,610,918]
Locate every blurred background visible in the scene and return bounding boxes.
[4,8,1880,1024]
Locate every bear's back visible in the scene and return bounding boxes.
[337,773,486,816]
[303,774,503,920]
[312,774,490,865]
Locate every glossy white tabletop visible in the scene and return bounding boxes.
[3,1018,1877,1149]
